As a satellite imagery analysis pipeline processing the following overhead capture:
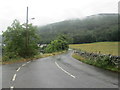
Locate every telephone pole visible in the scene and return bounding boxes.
[26,6,29,56]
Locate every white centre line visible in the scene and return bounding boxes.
[22,63,26,67]
[12,74,16,81]
[16,67,21,72]
[10,62,30,88]
[55,61,76,78]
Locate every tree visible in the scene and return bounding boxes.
[45,40,68,53]
[3,19,39,60]
[57,34,73,44]
[45,35,69,53]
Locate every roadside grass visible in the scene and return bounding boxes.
[72,53,119,72]
[34,50,67,59]
[2,50,67,65]
[69,42,119,56]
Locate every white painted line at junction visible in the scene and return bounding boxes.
[12,74,16,81]
[16,67,21,72]
[10,86,14,89]
[55,61,76,78]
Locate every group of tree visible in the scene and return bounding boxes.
[2,20,39,61]
[2,20,69,61]
[37,13,119,44]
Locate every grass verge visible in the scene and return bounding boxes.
[72,53,119,72]
[2,50,67,65]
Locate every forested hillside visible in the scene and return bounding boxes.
[37,13,119,44]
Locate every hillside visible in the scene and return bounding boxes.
[37,13,119,44]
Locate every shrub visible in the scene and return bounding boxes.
[45,39,69,53]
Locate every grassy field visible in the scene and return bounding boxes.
[69,42,119,56]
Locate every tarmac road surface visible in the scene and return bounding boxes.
[2,50,118,88]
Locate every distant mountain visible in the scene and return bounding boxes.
[37,13,119,44]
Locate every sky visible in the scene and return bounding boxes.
[0,0,119,34]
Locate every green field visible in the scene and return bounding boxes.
[69,42,119,56]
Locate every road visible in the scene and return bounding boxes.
[2,50,118,88]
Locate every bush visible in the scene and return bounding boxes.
[45,39,69,53]
[3,52,19,61]
[95,56,109,67]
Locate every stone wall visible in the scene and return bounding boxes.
[73,49,120,68]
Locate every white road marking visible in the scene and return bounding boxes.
[16,67,21,72]
[22,63,26,67]
[27,61,31,63]
[10,61,31,88]
[55,61,76,78]
[10,86,14,89]
[12,74,16,81]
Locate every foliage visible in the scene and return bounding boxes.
[72,53,119,72]
[3,19,39,61]
[45,35,69,53]
[95,56,111,68]
[56,34,73,44]
[45,40,68,53]
[37,14,119,44]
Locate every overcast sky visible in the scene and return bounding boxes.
[0,0,119,33]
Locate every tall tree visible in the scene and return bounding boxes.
[3,20,39,59]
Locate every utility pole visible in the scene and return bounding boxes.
[26,6,29,55]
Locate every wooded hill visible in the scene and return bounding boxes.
[37,13,119,44]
